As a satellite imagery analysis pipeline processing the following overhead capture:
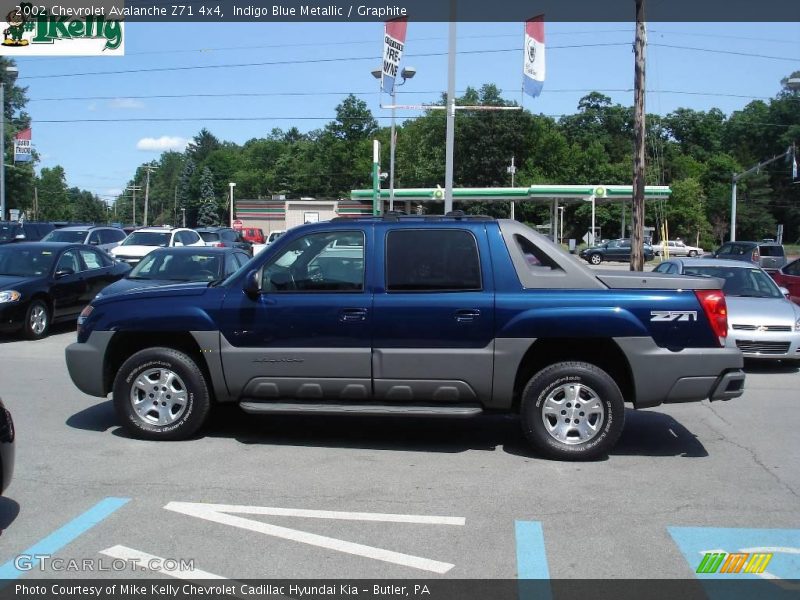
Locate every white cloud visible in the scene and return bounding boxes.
[106,188,123,196]
[136,136,189,152]
[109,97,145,109]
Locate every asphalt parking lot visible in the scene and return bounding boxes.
[0,318,799,586]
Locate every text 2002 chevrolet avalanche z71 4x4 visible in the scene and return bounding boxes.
[65,215,745,460]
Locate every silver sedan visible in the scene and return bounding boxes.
[654,258,800,362]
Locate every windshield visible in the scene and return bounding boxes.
[0,223,21,242]
[0,246,57,276]
[42,230,87,243]
[122,231,171,247]
[129,251,223,281]
[683,266,784,298]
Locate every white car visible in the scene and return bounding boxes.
[111,227,204,267]
[652,239,703,257]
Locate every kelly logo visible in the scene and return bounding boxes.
[696,551,773,574]
[1,2,124,55]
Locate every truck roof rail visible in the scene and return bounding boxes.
[331,213,494,223]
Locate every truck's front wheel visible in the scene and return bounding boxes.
[113,347,211,441]
[520,361,625,460]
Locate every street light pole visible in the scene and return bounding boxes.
[444,19,457,214]
[181,207,186,227]
[372,66,415,213]
[229,182,236,228]
[143,165,157,226]
[0,66,19,222]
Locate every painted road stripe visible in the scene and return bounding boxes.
[165,502,463,574]
[0,497,129,581]
[100,545,226,580]
[514,521,550,579]
[165,502,465,525]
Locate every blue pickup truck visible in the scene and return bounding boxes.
[65,215,745,460]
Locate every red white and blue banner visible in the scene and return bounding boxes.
[381,18,407,94]
[14,128,31,163]
[523,15,545,98]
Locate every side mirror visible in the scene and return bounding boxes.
[779,286,790,298]
[243,269,261,297]
[55,267,75,278]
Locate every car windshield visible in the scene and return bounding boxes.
[42,230,87,243]
[0,246,57,276]
[198,232,220,242]
[683,266,784,299]
[129,251,223,281]
[122,231,171,247]
[0,224,21,242]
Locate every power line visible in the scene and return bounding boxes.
[27,88,776,103]
[649,43,799,62]
[16,44,632,80]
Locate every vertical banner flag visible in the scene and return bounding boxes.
[523,15,545,98]
[793,153,797,180]
[382,18,407,94]
[14,128,32,163]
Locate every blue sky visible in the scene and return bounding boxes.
[11,21,800,202]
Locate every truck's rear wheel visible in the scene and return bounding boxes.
[113,347,211,441]
[520,361,625,461]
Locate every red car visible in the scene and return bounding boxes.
[241,227,265,244]
[772,257,800,305]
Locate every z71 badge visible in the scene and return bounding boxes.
[650,310,698,322]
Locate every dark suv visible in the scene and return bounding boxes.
[195,227,252,254]
[0,222,55,245]
[711,240,786,272]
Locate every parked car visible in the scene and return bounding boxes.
[651,239,703,257]
[66,217,744,460]
[772,257,800,306]
[654,258,800,362]
[0,397,13,495]
[110,227,204,267]
[241,227,265,245]
[711,240,787,272]
[0,222,55,245]
[579,238,655,265]
[195,227,252,254]
[42,225,127,253]
[267,230,286,244]
[0,243,130,339]
[96,247,251,298]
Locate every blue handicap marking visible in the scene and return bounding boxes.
[515,520,552,600]
[669,526,800,600]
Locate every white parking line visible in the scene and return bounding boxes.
[100,545,227,579]
[164,502,464,574]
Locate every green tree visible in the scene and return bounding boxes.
[196,167,219,227]
[36,166,69,220]
[1,57,35,218]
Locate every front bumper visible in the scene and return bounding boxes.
[0,301,26,333]
[616,337,745,408]
[727,330,800,361]
[65,331,115,397]
[0,399,14,494]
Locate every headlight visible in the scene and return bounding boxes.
[795,316,800,332]
[0,290,21,303]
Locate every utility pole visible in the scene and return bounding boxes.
[630,0,647,271]
[126,185,141,226]
[173,186,178,227]
[142,165,157,226]
[33,187,38,220]
[507,156,516,220]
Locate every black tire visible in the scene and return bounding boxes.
[22,298,50,340]
[688,250,698,257]
[520,361,625,461]
[588,253,602,265]
[112,347,211,441]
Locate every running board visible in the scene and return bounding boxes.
[239,401,484,418]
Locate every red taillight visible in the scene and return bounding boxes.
[215,242,225,247]
[751,248,760,263]
[695,289,728,346]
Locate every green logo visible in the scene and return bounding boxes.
[3,2,122,50]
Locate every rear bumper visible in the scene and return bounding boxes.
[616,337,745,408]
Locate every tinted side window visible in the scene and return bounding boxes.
[185,231,200,245]
[785,260,800,276]
[79,248,106,270]
[716,244,733,255]
[87,230,101,244]
[221,230,237,242]
[386,229,481,292]
[759,245,784,257]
